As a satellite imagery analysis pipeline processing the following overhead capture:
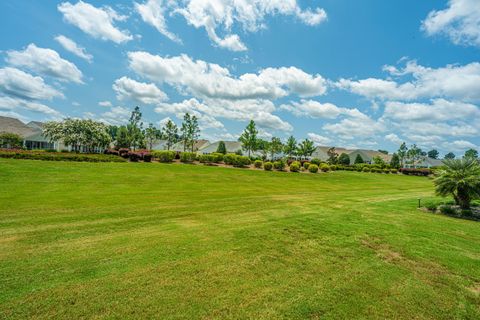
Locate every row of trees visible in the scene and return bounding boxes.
[238,120,316,160]
[108,107,200,152]
[395,142,478,168]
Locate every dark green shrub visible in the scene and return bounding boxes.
[390,169,398,174]
[129,152,140,162]
[303,162,310,170]
[264,161,273,171]
[290,161,300,172]
[383,169,390,174]
[0,150,126,162]
[152,150,175,163]
[216,141,227,154]
[308,164,319,173]
[471,200,480,207]
[180,152,196,163]
[143,154,152,162]
[254,160,263,168]
[362,167,370,172]
[330,165,337,171]
[310,158,321,166]
[440,205,457,216]
[273,160,286,171]
[461,209,473,217]
[320,164,330,172]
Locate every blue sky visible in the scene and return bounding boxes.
[1,0,479,155]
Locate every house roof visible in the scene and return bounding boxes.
[198,141,242,154]
[151,140,168,150]
[171,139,210,152]
[0,116,39,138]
[27,121,44,130]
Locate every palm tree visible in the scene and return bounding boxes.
[434,158,480,209]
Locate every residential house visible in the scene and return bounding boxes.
[0,116,59,150]
[198,141,242,154]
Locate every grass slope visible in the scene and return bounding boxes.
[0,159,479,319]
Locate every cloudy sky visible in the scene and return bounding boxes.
[1,0,479,155]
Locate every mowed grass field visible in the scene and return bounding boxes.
[0,159,479,319]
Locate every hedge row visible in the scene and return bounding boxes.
[0,149,126,162]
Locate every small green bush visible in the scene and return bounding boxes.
[423,200,440,211]
[320,164,330,172]
[383,169,390,174]
[310,158,321,166]
[152,150,175,163]
[199,154,215,164]
[211,152,224,163]
[254,160,263,168]
[223,153,236,165]
[390,169,398,174]
[273,160,286,171]
[308,164,319,173]
[180,152,196,163]
[290,161,300,172]
[470,200,480,207]
[440,205,457,216]
[303,162,310,170]
[0,150,126,162]
[362,167,371,172]
[233,155,251,168]
[264,161,273,171]
[330,165,337,171]
[461,209,473,217]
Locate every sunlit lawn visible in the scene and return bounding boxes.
[0,159,479,319]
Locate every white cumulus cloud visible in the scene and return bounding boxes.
[422,0,480,47]
[6,44,83,84]
[58,1,132,44]
[54,35,93,62]
[0,67,63,100]
[128,51,327,100]
[113,76,168,105]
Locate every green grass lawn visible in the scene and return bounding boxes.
[0,159,479,319]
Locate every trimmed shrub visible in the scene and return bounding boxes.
[211,152,224,163]
[264,161,273,171]
[152,150,175,163]
[290,161,300,172]
[0,149,126,162]
[362,167,371,172]
[308,164,319,173]
[223,153,237,165]
[440,205,457,216]
[143,154,152,162]
[273,160,286,171]
[180,152,196,163]
[330,165,337,171]
[423,200,440,211]
[310,158,321,166]
[254,160,263,168]
[129,152,140,162]
[390,169,398,174]
[303,162,310,170]
[234,155,251,168]
[320,164,330,172]
[383,168,390,174]
[471,200,480,207]
[399,168,432,176]
[199,154,215,164]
